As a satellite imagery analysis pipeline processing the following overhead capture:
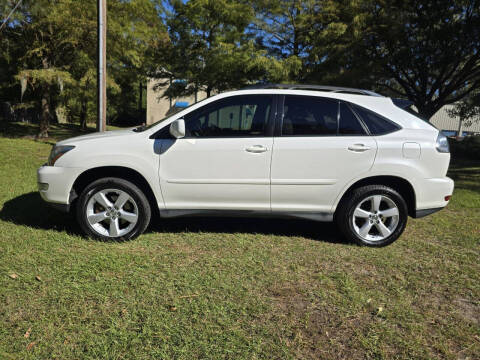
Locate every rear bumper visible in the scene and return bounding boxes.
[414,177,454,211]
[413,207,443,219]
[37,165,84,209]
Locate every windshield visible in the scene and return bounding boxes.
[133,97,211,132]
[133,115,170,132]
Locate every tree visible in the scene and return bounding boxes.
[161,0,256,97]
[250,0,316,82]
[0,0,168,135]
[447,90,480,127]
[107,0,168,123]
[298,0,378,88]
[158,0,299,98]
[6,0,84,137]
[356,0,480,120]
[251,0,315,58]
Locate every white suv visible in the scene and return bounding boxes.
[37,85,454,246]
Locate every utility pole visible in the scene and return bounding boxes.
[97,0,107,132]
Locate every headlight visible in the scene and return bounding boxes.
[48,145,75,166]
[435,132,450,153]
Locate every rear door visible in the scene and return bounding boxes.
[271,95,377,213]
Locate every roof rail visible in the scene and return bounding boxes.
[241,83,383,97]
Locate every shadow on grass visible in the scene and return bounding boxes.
[0,192,346,244]
[448,159,480,193]
[0,122,92,141]
[150,216,345,244]
[0,192,81,235]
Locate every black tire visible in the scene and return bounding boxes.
[335,185,408,247]
[76,177,151,241]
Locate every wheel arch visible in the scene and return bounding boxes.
[334,175,416,217]
[70,166,159,216]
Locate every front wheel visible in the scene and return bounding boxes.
[335,185,408,247]
[76,177,151,241]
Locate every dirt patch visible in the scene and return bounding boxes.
[453,297,480,325]
[266,282,379,360]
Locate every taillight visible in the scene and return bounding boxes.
[436,132,450,153]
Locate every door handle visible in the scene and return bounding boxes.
[348,144,371,152]
[245,145,268,153]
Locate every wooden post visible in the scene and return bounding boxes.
[97,0,107,132]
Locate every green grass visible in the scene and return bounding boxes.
[0,126,479,359]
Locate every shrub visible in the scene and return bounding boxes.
[449,136,480,160]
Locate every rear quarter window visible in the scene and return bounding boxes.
[350,104,401,135]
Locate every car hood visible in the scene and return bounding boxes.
[56,128,136,146]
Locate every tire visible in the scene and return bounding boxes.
[335,185,408,247]
[76,177,151,241]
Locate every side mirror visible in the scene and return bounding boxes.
[169,119,185,139]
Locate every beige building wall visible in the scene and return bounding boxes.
[430,104,480,135]
[146,78,207,125]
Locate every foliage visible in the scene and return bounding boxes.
[354,0,480,119]
[0,0,167,135]
[449,135,480,160]
[1,0,480,129]
[252,0,480,120]
[156,0,300,97]
[252,0,316,58]
[447,90,480,127]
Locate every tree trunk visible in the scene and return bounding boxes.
[80,98,87,130]
[138,81,143,113]
[206,86,211,98]
[293,26,299,57]
[38,58,50,138]
[415,103,439,121]
[38,84,50,138]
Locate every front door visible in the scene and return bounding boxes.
[159,95,275,210]
[271,95,378,213]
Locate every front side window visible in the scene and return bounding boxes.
[282,96,338,136]
[184,95,272,138]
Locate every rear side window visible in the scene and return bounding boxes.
[282,96,337,136]
[350,104,400,135]
[339,102,367,135]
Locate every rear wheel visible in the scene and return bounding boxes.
[335,185,408,247]
[76,177,151,241]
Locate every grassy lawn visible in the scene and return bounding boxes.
[0,125,479,359]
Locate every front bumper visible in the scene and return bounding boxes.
[37,165,84,209]
[46,202,71,213]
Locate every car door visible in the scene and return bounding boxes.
[271,95,378,213]
[159,94,275,210]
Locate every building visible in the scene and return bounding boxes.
[429,105,480,137]
[146,78,208,125]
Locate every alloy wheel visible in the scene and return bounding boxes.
[352,195,400,242]
[86,188,139,237]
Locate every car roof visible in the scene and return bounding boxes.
[241,83,383,97]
